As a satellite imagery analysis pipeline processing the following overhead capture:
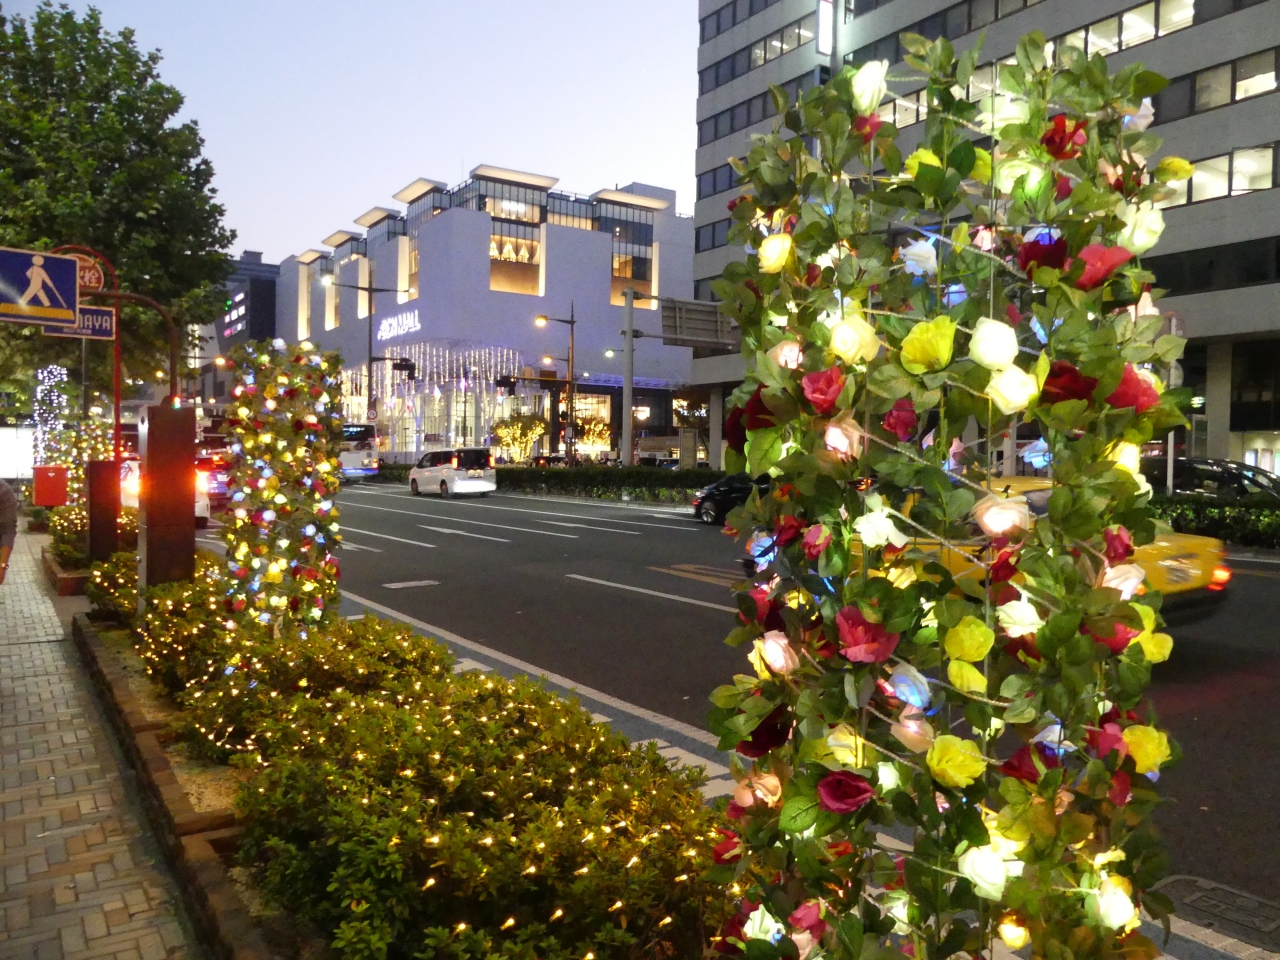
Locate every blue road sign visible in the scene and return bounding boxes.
[0,246,79,326]
[42,304,116,340]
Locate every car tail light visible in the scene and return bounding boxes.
[1208,564,1232,591]
[196,471,209,493]
[451,456,458,469]
[488,454,494,468]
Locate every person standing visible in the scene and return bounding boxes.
[0,478,17,585]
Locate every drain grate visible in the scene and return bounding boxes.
[1153,875,1280,953]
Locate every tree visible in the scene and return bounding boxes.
[575,415,612,451]
[0,3,234,409]
[493,414,546,461]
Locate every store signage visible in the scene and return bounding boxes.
[376,308,421,341]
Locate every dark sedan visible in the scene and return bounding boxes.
[692,473,769,525]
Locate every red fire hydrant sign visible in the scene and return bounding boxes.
[33,465,69,507]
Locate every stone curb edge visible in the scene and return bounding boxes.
[71,613,272,960]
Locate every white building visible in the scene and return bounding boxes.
[693,0,1280,465]
[275,166,696,460]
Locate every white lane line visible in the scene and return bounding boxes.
[383,580,441,589]
[340,590,719,748]
[452,658,492,674]
[418,524,509,543]
[493,493,693,518]
[537,520,641,535]
[345,614,365,621]
[342,526,437,549]
[351,489,699,531]
[340,500,578,538]
[344,542,384,553]
[590,712,612,724]
[565,574,738,613]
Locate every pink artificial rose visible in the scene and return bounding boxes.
[817,770,875,813]
[802,367,846,417]
[789,901,828,937]
[773,515,806,547]
[836,606,900,663]
[1074,244,1134,291]
[1103,526,1134,564]
[882,397,918,442]
[802,524,833,560]
[1106,364,1160,413]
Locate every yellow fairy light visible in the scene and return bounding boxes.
[550,908,564,921]
[501,917,516,930]
[998,915,1031,950]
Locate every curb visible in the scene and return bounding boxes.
[42,545,89,596]
[71,614,271,960]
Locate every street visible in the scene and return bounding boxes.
[329,485,1280,914]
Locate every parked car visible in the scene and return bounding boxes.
[692,473,770,525]
[120,457,211,527]
[409,448,496,497]
[1142,457,1280,501]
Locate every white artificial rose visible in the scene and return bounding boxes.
[854,509,908,550]
[824,415,865,459]
[1116,200,1165,254]
[830,316,881,364]
[850,60,889,116]
[994,157,1046,195]
[768,339,803,370]
[968,317,1020,371]
[888,663,932,708]
[979,94,1030,135]
[958,846,1009,900]
[744,905,785,943]
[1102,563,1146,601]
[973,494,1030,537]
[986,365,1040,415]
[996,599,1044,638]
[1095,877,1138,929]
[902,239,938,277]
[890,706,934,753]
[760,630,800,675]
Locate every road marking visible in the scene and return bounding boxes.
[590,713,611,724]
[1229,555,1280,565]
[341,526,437,549]
[418,524,509,543]
[351,488,700,531]
[383,580,441,589]
[538,520,641,535]
[452,658,492,674]
[345,614,365,621]
[650,563,742,589]
[344,542,384,553]
[1231,568,1280,579]
[635,739,731,778]
[339,590,719,747]
[565,574,738,613]
[340,500,578,538]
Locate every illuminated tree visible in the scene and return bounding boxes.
[493,413,546,462]
[575,415,612,452]
[33,365,69,465]
[221,339,345,634]
[47,417,113,506]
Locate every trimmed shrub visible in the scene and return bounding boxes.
[497,466,724,504]
[366,462,410,485]
[86,552,139,625]
[49,505,140,570]
[137,555,227,693]
[1150,496,1280,548]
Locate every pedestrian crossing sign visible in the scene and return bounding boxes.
[0,246,79,325]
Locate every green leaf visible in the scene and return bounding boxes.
[1133,70,1169,98]
[779,793,821,833]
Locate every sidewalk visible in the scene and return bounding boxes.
[0,532,196,960]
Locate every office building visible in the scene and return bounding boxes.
[195,251,281,402]
[692,0,1280,464]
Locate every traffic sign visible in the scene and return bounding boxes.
[0,246,79,325]
[42,304,116,340]
[366,402,378,422]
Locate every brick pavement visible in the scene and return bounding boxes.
[0,533,196,960]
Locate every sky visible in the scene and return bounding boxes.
[4,0,698,264]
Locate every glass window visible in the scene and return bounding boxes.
[1089,17,1121,56]
[783,21,802,54]
[897,94,919,125]
[1159,0,1194,34]
[1193,0,1233,22]
[1230,241,1274,285]
[1155,178,1188,207]
[945,4,969,39]
[919,13,944,40]
[1121,3,1157,47]
[751,39,766,68]
[1191,154,1230,201]
[876,100,896,124]
[798,13,816,45]
[1059,29,1086,60]
[1232,146,1274,193]
[970,0,996,27]
[1195,64,1232,111]
[875,34,898,62]
[1236,50,1277,99]
[998,0,1024,17]
[1154,75,1193,122]
[732,101,749,130]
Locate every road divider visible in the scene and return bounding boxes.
[564,574,738,613]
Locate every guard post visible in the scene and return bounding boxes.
[86,460,119,563]
[138,403,195,594]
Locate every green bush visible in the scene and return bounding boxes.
[1150,495,1280,548]
[137,555,227,693]
[86,552,139,624]
[496,466,724,504]
[237,671,727,960]
[48,504,140,570]
[366,463,411,485]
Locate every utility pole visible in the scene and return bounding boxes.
[534,305,577,463]
[622,289,636,466]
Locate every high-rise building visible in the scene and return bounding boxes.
[692,0,1280,465]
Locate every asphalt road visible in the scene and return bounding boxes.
[333,486,1280,911]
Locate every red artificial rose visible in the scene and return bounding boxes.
[999,742,1062,783]
[817,771,875,814]
[804,263,823,286]
[741,585,786,631]
[1040,360,1099,406]
[1003,635,1042,662]
[990,548,1020,583]
[882,397,918,442]
[789,901,828,938]
[836,606,900,663]
[802,367,846,417]
[1106,363,1160,414]
[1005,303,1026,327]
[1087,721,1129,760]
[1109,770,1133,806]
[743,386,777,430]
[802,524,833,560]
[1054,174,1074,202]
[884,855,907,890]
[736,703,792,758]
[1017,235,1068,274]
[1084,620,1141,655]
[1104,526,1134,564]
[854,113,883,142]
[1074,243,1134,291]
[773,515,806,547]
[712,828,744,864]
[725,800,746,820]
[727,195,748,213]
[713,903,755,956]
[1041,114,1088,160]
[826,841,855,859]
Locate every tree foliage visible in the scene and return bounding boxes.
[494,413,548,461]
[0,2,233,405]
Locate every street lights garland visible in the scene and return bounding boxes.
[320,274,411,418]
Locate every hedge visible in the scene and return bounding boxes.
[85,554,729,959]
[1149,495,1280,549]
[49,505,139,569]
[496,466,724,504]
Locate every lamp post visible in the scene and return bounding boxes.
[621,288,657,466]
[320,274,410,420]
[535,304,577,463]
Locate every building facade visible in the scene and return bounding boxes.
[692,0,1280,464]
[194,250,281,403]
[275,167,695,461]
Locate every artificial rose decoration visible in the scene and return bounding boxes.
[773,515,805,547]
[818,770,876,813]
[758,233,793,273]
[1073,243,1134,290]
[769,340,803,370]
[1122,724,1171,775]
[829,315,881,363]
[824,415,865,459]
[736,703,792,757]
[759,631,800,675]
[971,147,993,184]
[1095,876,1138,929]
[994,157,1046,195]
[1115,200,1165,254]
[958,846,1010,900]
[1103,526,1134,563]
[926,735,987,788]
[973,494,1030,537]
[882,397,918,441]
[827,723,873,767]
[848,59,889,116]
[996,599,1044,638]
[969,317,1021,370]
[713,828,745,864]
[899,316,955,373]
[945,615,996,661]
[890,707,934,753]
[1154,156,1195,182]
[1017,234,1068,274]
[1041,114,1088,159]
[1055,174,1074,201]
[1106,363,1160,413]
[836,606,900,663]
[1102,563,1146,600]
[853,112,883,142]
[789,901,828,938]
[1040,360,1098,405]
[901,239,938,277]
[742,386,776,430]
[887,662,932,708]
[905,148,943,178]
[802,367,846,416]
[853,507,909,550]
[947,660,988,695]
[1131,604,1173,663]
[999,743,1061,782]
[743,905,786,943]
[978,93,1030,134]
[987,365,1041,415]
[802,523,833,559]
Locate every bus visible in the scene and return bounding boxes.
[340,424,381,479]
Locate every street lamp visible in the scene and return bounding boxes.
[534,304,577,463]
[321,276,409,421]
[621,288,657,466]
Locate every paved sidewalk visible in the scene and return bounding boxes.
[0,533,195,960]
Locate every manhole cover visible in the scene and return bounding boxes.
[1153,875,1280,952]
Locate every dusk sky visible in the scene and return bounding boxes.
[6,1,698,264]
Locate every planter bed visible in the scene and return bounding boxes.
[42,545,89,595]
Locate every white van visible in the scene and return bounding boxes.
[409,448,496,497]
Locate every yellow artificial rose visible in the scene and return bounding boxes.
[927,734,987,788]
[971,148,993,184]
[945,616,995,662]
[948,660,989,695]
[758,233,793,273]
[1154,157,1195,182]
[986,365,1040,415]
[1130,604,1173,663]
[1095,875,1138,929]
[1110,442,1142,475]
[906,148,943,178]
[1122,725,1171,775]
[994,158,1046,195]
[828,723,875,768]
[1115,200,1165,255]
[899,316,956,374]
[830,315,882,363]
